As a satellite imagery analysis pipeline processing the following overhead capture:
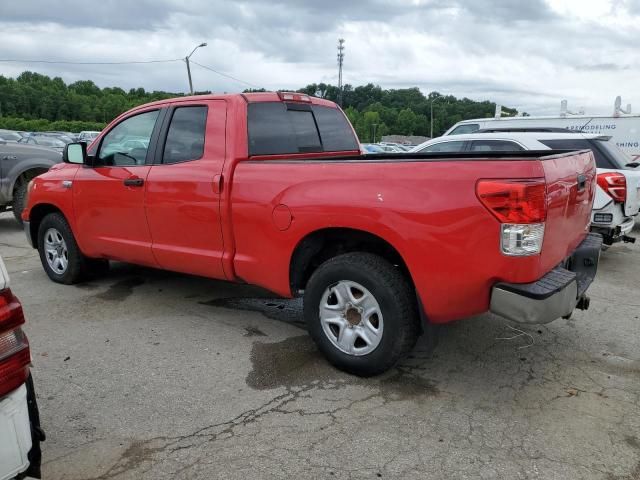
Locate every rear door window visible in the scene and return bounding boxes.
[418,141,466,153]
[247,102,357,156]
[539,139,616,168]
[469,140,524,152]
[162,106,208,164]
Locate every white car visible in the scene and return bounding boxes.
[443,97,640,161]
[411,132,640,246]
[0,255,43,479]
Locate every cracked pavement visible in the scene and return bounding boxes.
[1,211,639,479]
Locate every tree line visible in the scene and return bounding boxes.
[0,72,519,138]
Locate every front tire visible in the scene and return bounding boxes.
[37,213,88,284]
[11,180,28,224]
[303,252,420,376]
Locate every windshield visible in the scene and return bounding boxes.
[596,139,635,169]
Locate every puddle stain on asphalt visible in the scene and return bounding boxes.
[95,277,146,301]
[202,296,438,400]
[200,297,306,329]
[247,335,439,401]
[244,326,267,337]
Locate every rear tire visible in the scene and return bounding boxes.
[37,213,89,284]
[303,252,420,377]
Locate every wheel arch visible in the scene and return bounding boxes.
[27,203,67,249]
[9,163,54,199]
[289,227,414,296]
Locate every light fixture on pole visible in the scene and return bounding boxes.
[185,42,207,95]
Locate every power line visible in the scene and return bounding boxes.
[0,58,182,65]
[189,60,261,89]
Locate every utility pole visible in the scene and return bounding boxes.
[337,39,345,107]
[185,43,207,95]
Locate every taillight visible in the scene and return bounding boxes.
[0,289,30,398]
[477,179,547,256]
[597,172,626,203]
[277,92,311,102]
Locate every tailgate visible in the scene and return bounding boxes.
[539,150,596,273]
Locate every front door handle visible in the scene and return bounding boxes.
[123,177,144,187]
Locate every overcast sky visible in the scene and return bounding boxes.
[1,0,638,115]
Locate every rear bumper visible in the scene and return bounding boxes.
[591,217,635,245]
[0,375,43,480]
[490,233,602,324]
[0,384,31,480]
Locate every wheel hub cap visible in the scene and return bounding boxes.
[44,227,68,275]
[319,280,384,356]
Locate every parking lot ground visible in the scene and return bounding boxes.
[1,211,639,479]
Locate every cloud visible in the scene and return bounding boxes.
[0,0,638,115]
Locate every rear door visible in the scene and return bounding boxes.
[144,100,227,279]
[74,108,163,265]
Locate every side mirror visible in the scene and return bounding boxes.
[63,142,87,164]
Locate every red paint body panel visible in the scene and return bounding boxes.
[24,93,596,325]
[73,165,156,266]
[144,99,227,278]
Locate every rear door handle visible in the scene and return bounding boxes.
[123,178,144,187]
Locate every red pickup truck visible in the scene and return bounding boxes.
[21,92,602,376]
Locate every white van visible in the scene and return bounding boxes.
[444,98,640,160]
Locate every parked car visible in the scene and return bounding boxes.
[77,131,100,144]
[0,142,62,223]
[411,132,640,246]
[23,92,602,376]
[0,254,44,480]
[361,143,385,153]
[38,132,76,145]
[17,135,66,152]
[379,142,412,152]
[443,97,640,160]
[0,130,22,143]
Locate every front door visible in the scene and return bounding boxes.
[144,100,227,278]
[73,108,163,266]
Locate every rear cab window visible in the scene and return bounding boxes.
[247,102,359,156]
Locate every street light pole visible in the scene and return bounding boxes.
[430,96,445,138]
[185,42,207,95]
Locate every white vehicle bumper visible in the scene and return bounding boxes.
[0,384,32,480]
[591,201,636,245]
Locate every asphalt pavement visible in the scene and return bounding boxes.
[1,211,638,479]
